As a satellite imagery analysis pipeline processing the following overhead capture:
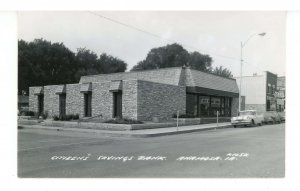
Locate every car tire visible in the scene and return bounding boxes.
[258,122,262,126]
[251,119,255,127]
[233,125,237,128]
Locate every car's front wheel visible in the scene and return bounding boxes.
[251,119,256,127]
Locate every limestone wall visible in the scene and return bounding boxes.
[137,80,186,121]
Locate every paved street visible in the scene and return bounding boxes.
[18,123,285,178]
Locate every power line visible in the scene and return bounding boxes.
[87,11,265,72]
[87,11,238,60]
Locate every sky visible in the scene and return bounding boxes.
[17,11,286,77]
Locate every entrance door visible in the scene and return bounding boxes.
[59,94,66,117]
[38,94,44,115]
[113,92,122,118]
[84,92,92,117]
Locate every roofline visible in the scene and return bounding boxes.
[81,66,237,81]
[188,67,236,81]
[80,66,183,78]
[234,75,264,78]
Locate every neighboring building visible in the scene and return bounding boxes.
[235,71,277,113]
[276,76,285,112]
[18,95,29,111]
[29,66,240,121]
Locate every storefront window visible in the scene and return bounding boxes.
[186,94,232,117]
[210,97,221,117]
[199,96,210,117]
[224,97,231,117]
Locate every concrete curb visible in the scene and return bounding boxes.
[131,125,232,138]
[18,123,233,138]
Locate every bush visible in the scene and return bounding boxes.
[53,114,80,121]
[41,111,48,119]
[73,114,79,120]
[21,110,35,116]
[53,115,59,121]
[104,117,143,124]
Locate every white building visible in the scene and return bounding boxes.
[235,71,277,113]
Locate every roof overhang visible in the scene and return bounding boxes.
[109,80,122,92]
[33,87,44,95]
[80,83,92,92]
[186,86,239,98]
[55,85,66,94]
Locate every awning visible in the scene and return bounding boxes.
[80,83,92,92]
[33,87,44,95]
[109,80,122,92]
[55,85,66,94]
[186,86,239,98]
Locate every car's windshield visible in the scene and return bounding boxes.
[239,111,255,116]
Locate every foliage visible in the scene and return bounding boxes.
[212,66,233,78]
[20,110,35,116]
[131,43,234,78]
[131,43,213,72]
[41,111,48,119]
[52,114,79,121]
[18,39,127,95]
[104,118,143,124]
[18,39,77,95]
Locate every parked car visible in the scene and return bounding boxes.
[263,111,281,124]
[278,112,285,122]
[231,110,264,128]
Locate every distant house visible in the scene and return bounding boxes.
[235,71,278,113]
[29,66,240,121]
[18,95,29,111]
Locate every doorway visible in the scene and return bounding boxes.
[84,92,92,117]
[38,94,44,115]
[59,94,66,117]
[113,91,122,118]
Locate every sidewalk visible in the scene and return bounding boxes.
[18,122,232,137]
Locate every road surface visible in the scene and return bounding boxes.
[18,123,285,178]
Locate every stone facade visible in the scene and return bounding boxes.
[91,82,113,119]
[43,85,61,118]
[137,80,186,121]
[80,67,183,85]
[66,84,82,117]
[122,80,138,120]
[64,80,139,120]
[29,86,42,114]
[28,67,239,121]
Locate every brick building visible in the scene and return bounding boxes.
[29,66,239,121]
[276,76,285,112]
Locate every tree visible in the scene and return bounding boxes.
[188,51,212,72]
[74,47,100,79]
[98,53,127,74]
[212,66,233,78]
[74,49,127,78]
[131,43,213,72]
[131,43,190,71]
[18,39,76,95]
[18,39,128,95]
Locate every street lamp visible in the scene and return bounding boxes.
[239,32,266,112]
